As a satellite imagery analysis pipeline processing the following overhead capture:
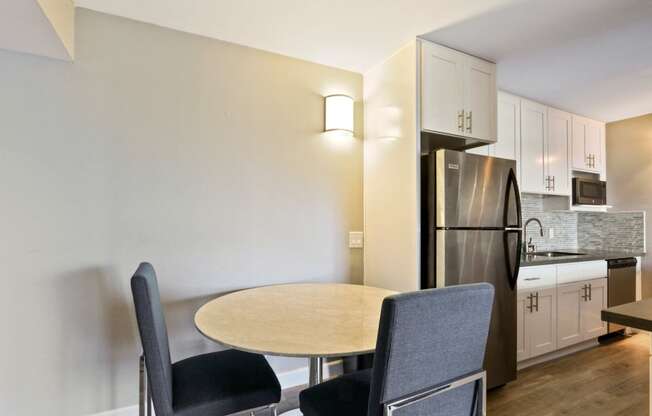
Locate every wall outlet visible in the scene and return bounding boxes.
[548,228,555,239]
[349,231,364,248]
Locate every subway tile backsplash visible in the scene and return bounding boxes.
[520,194,646,253]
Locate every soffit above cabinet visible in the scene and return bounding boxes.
[0,0,74,60]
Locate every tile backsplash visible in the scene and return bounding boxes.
[520,194,646,253]
[521,194,577,251]
[578,212,646,252]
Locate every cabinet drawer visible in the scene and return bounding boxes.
[557,261,607,285]
[518,265,556,290]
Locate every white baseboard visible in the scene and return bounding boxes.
[517,339,599,370]
[88,360,343,416]
[89,405,139,416]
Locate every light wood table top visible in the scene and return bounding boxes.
[195,283,397,358]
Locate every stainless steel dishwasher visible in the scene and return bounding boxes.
[607,257,638,334]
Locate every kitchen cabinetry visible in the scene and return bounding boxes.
[421,41,496,142]
[467,92,520,170]
[546,108,571,195]
[572,115,606,178]
[520,100,572,196]
[557,278,607,348]
[518,288,557,361]
[517,262,608,363]
[520,99,547,194]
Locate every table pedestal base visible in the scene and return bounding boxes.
[280,357,324,415]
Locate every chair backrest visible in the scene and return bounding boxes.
[367,283,495,416]
[131,263,174,416]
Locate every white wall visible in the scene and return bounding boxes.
[0,9,363,416]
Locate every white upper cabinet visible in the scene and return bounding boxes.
[420,41,496,142]
[465,56,497,142]
[520,99,547,194]
[494,92,521,162]
[421,42,465,137]
[546,108,571,195]
[571,115,605,177]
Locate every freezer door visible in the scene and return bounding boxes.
[433,150,521,228]
[435,229,521,388]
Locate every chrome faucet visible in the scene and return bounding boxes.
[524,218,544,254]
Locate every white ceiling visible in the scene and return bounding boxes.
[75,0,652,122]
[74,0,516,72]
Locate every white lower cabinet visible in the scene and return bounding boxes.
[557,278,607,348]
[518,263,608,363]
[518,288,557,361]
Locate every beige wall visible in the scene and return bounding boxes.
[606,114,652,297]
[0,9,362,416]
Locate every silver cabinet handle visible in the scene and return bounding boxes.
[524,277,541,281]
[581,284,588,301]
[458,110,465,133]
[466,111,473,134]
[526,293,533,313]
[551,176,555,192]
[534,292,539,312]
[588,283,592,301]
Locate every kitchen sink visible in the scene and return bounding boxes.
[528,251,587,257]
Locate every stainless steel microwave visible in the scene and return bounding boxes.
[572,178,606,205]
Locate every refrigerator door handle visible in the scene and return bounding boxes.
[504,229,522,290]
[504,167,522,229]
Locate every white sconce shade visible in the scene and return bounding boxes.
[324,95,354,134]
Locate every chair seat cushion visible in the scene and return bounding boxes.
[172,349,281,416]
[299,369,372,416]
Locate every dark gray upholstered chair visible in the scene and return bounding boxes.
[299,283,495,416]
[131,262,281,416]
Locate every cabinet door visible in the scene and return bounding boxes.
[585,120,603,174]
[520,99,547,194]
[464,56,497,142]
[420,42,465,136]
[582,278,608,340]
[493,92,521,170]
[546,108,571,195]
[557,282,583,349]
[529,288,557,358]
[517,291,531,361]
[571,116,588,170]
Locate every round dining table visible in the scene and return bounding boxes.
[195,283,397,415]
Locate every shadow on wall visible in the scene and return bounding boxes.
[56,266,138,413]
[55,265,270,412]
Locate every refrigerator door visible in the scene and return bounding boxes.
[435,228,521,388]
[432,150,521,229]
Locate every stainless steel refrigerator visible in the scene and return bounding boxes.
[421,149,523,389]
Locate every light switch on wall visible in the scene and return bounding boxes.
[548,228,555,239]
[349,231,364,248]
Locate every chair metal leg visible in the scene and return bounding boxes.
[139,355,146,416]
[270,404,278,416]
[139,354,153,416]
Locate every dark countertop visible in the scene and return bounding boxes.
[602,298,652,332]
[521,249,644,267]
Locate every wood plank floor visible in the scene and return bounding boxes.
[270,333,650,415]
[489,334,649,415]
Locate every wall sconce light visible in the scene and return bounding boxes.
[324,95,354,135]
